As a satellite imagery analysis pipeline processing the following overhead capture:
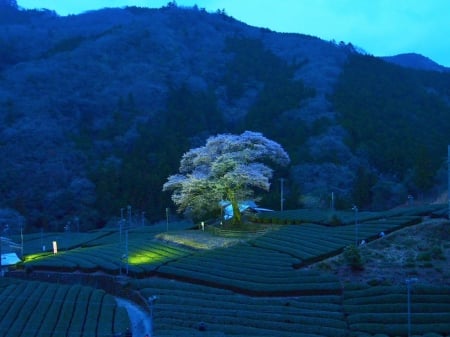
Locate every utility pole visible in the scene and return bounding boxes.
[0,227,2,277]
[279,178,285,211]
[125,229,129,275]
[352,205,358,246]
[148,295,158,336]
[406,277,418,337]
[20,225,23,259]
[166,208,169,232]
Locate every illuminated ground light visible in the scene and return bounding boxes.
[23,252,52,262]
[128,250,174,265]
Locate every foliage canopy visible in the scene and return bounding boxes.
[163,131,290,224]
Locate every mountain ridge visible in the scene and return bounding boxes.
[382,52,450,72]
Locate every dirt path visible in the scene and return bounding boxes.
[116,298,152,337]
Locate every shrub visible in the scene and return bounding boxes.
[343,245,364,270]
[431,245,445,260]
[328,214,343,226]
[404,253,416,268]
[417,251,432,261]
[317,262,332,271]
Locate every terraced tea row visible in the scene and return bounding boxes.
[132,277,348,337]
[129,278,450,337]
[23,240,193,276]
[156,243,341,295]
[253,204,444,225]
[344,284,450,337]
[0,279,129,337]
[249,216,422,266]
[22,215,425,293]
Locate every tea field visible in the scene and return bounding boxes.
[0,278,129,337]
[2,204,449,336]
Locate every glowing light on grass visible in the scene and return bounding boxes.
[128,249,176,265]
[23,252,51,262]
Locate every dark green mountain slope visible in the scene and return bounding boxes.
[0,4,449,231]
[332,54,450,207]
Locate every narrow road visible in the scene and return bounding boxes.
[116,298,152,337]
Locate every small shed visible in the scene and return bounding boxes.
[1,252,21,266]
[1,252,21,276]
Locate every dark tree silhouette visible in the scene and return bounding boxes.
[0,0,18,8]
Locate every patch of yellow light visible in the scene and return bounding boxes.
[23,252,51,262]
[128,249,173,265]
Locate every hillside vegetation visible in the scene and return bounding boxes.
[0,4,449,232]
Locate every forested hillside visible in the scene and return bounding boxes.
[0,3,449,231]
[333,54,450,209]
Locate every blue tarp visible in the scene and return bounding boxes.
[219,200,257,219]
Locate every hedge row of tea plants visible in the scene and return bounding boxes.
[19,231,113,255]
[248,216,422,266]
[130,278,450,337]
[132,277,348,337]
[23,239,192,276]
[344,284,450,337]
[156,243,341,295]
[252,204,444,225]
[0,279,129,337]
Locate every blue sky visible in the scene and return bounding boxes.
[17,0,450,67]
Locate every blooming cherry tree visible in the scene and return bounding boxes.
[163,131,290,225]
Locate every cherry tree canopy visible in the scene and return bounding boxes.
[163,131,290,224]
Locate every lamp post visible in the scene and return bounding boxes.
[125,229,129,275]
[148,295,158,336]
[165,208,169,232]
[119,208,125,246]
[20,225,24,259]
[120,230,129,276]
[279,178,285,211]
[406,277,418,337]
[352,205,358,246]
[119,219,123,246]
[127,205,132,226]
[407,195,414,206]
[0,225,2,276]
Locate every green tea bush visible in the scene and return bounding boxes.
[0,280,127,336]
[422,333,444,337]
[417,251,432,261]
[343,245,364,270]
[134,277,346,337]
[328,213,343,226]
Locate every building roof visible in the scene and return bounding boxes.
[1,252,21,266]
